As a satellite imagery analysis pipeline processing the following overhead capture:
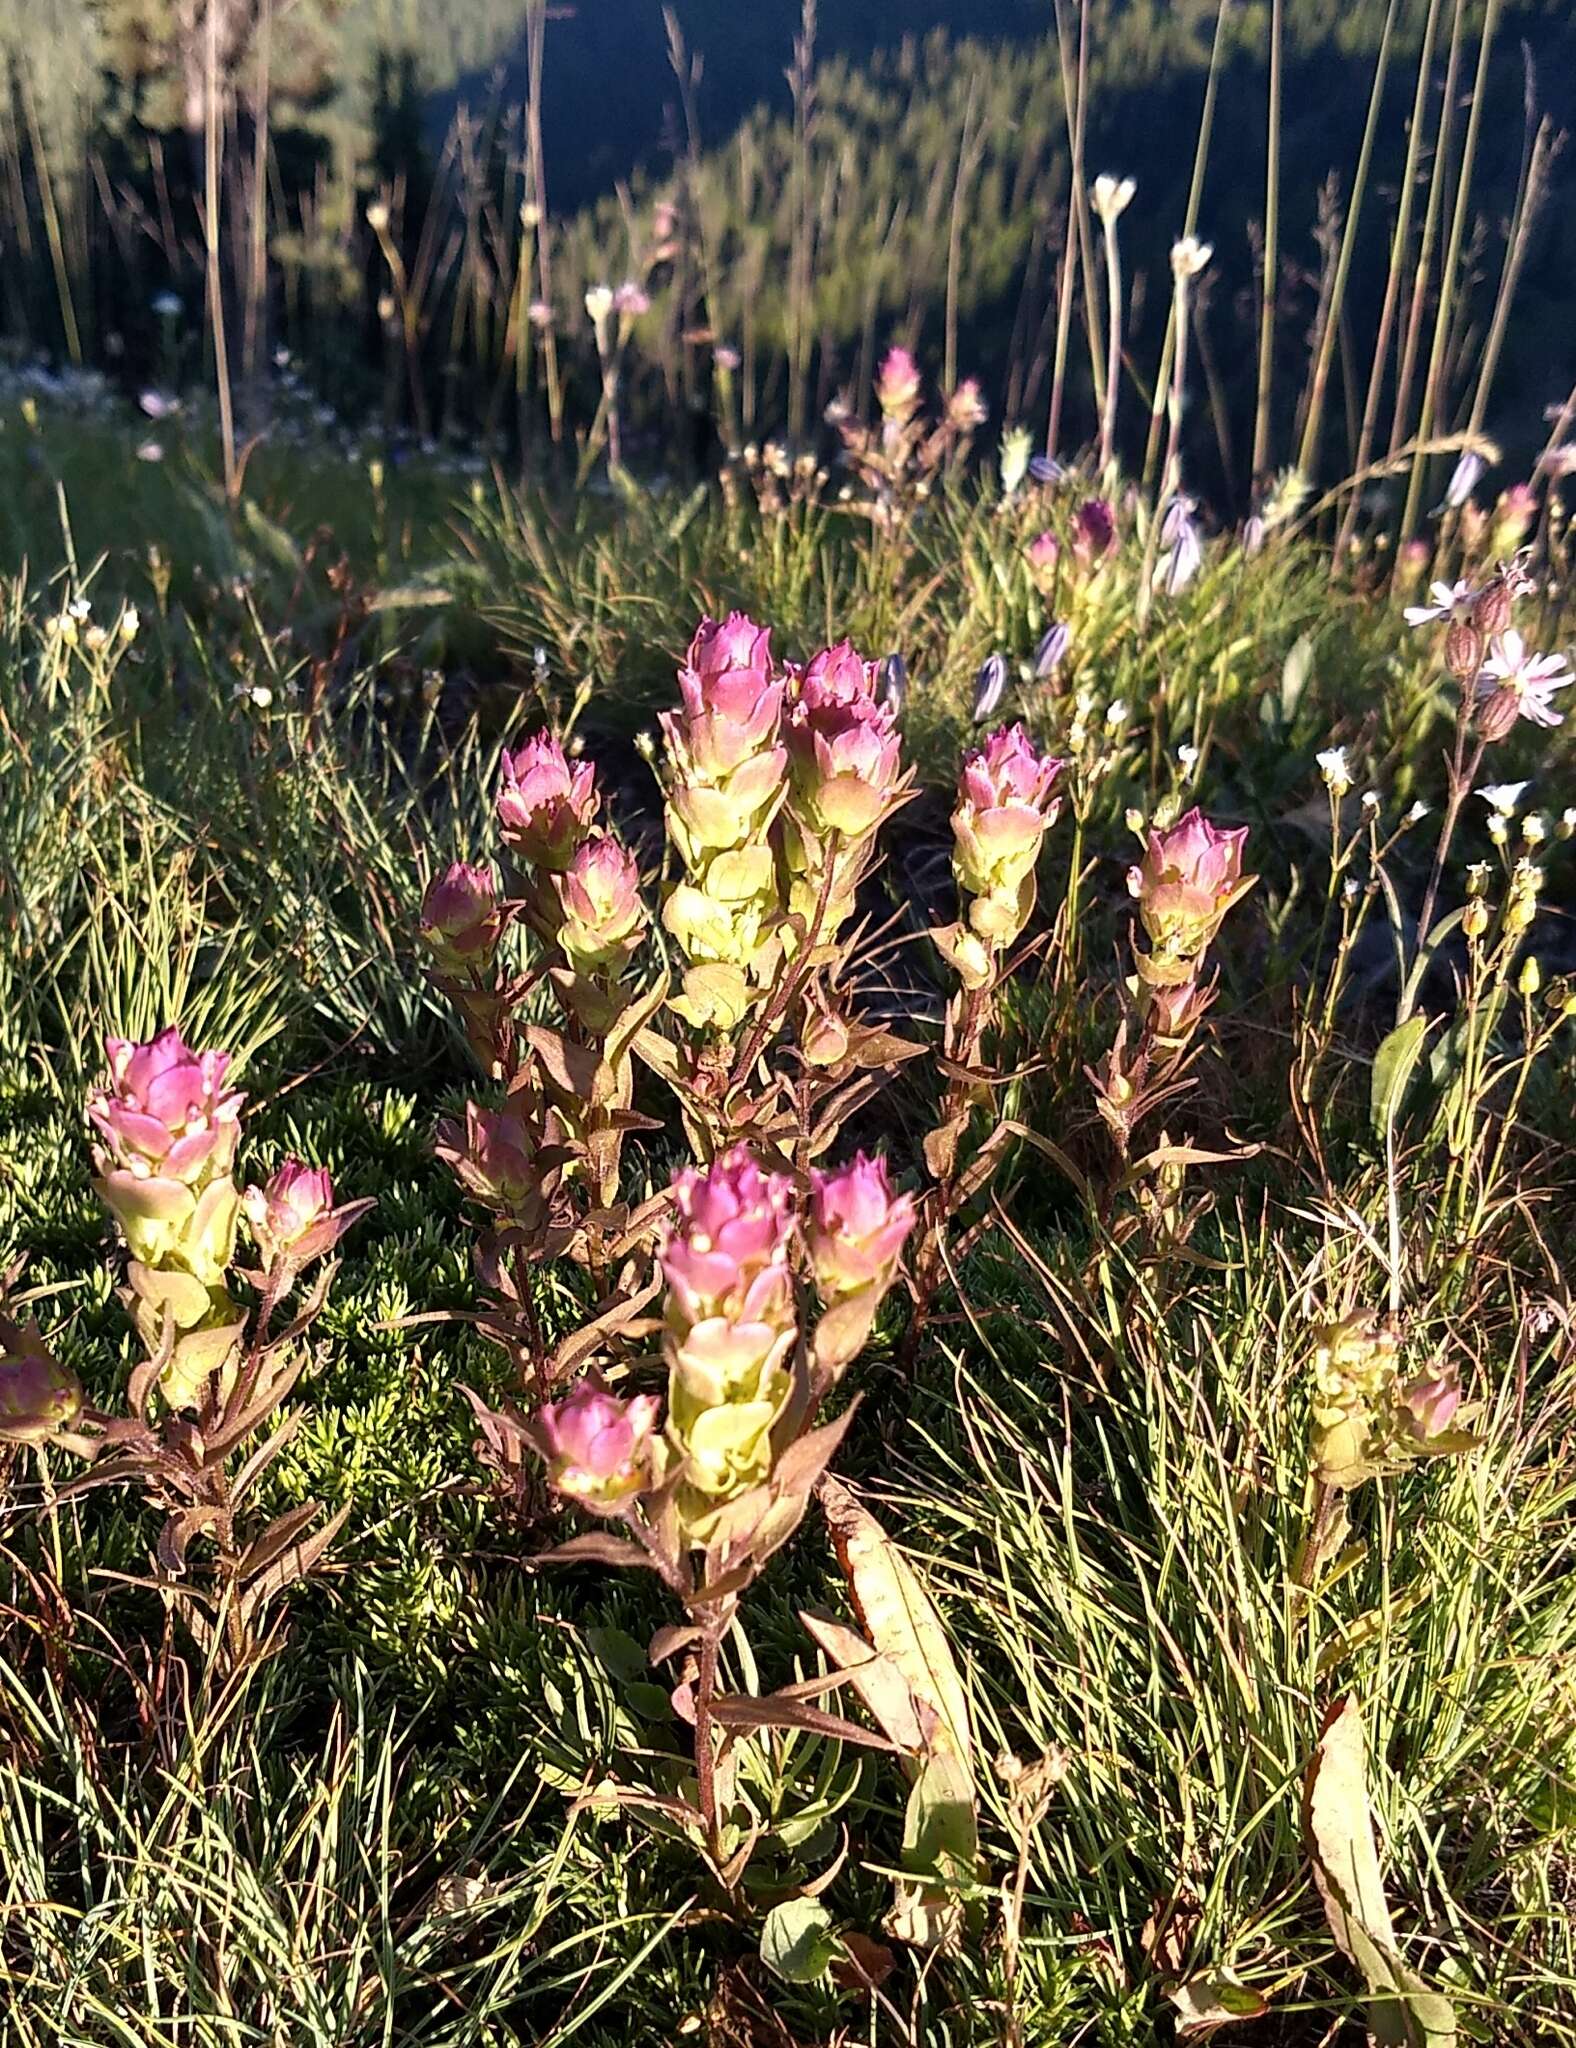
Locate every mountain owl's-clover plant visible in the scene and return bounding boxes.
[469,1144,913,1883]
[0,1029,373,1673]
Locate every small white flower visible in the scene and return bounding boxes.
[1477,781,1530,815]
[1170,236,1213,280]
[1316,746,1351,795]
[1342,876,1360,902]
[1475,630,1573,730]
[139,388,179,420]
[1178,744,1200,770]
[1522,814,1548,845]
[1361,791,1381,813]
[69,596,91,621]
[1092,174,1137,225]
[1405,801,1430,824]
[584,283,614,325]
[1105,699,1130,729]
[1488,814,1509,845]
[1403,578,1477,629]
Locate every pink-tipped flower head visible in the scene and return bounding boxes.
[1398,1360,1462,1444]
[88,1027,243,1192]
[662,614,789,851]
[420,861,500,972]
[1025,530,1061,594]
[535,1381,662,1507]
[952,725,1065,903]
[556,834,646,971]
[497,733,599,870]
[1490,483,1538,558]
[0,1320,84,1444]
[242,1157,348,1269]
[795,639,880,714]
[788,641,906,837]
[1128,807,1253,960]
[662,1145,795,1335]
[876,345,922,421]
[436,1102,543,1214]
[808,1152,915,1299]
[946,378,988,432]
[668,613,782,775]
[1142,970,1215,1046]
[1071,497,1117,565]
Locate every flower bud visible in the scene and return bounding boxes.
[420,861,500,972]
[535,1381,662,1508]
[1034,622,1071,679]
[1071,497,1116,565]
[555,835,645,973]
[1444,618,1483,681]
[1474,684,1522,744]
[946,378,988,432]
[1127,808,1254,970]
[497,734,599,870]
[876,345,921,421]
[0,1321,84,1444]
[807,1153,915,1300]
[1519,955,1541,997]
[1025,531,1060,594]
[436,1102,545,1214]
[1472,576,1514,639]
[1398,1360,1461,1443]
[1462,899,1490,940]
[242,1158,337,1268]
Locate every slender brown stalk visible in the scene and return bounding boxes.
[204,0,237,500]
[1046,0,1093,457]
[524,0,563,445]
[1388,0,1469,474]
[1250,0,1283,487]
[1141,0,1232,492]
[1296,0,1401,485]
[1400,0,1503,543]
[1333,0,1446,563]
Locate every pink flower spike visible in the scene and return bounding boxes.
[808,1152,915,1298]
[876,345,921,419]
[420,861,500,970]
[87,1026,244,1188]
[497,733,599,870]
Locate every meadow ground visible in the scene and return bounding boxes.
[2,375,1575,2047]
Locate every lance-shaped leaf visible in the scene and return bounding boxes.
[1370,1012,1431,1140]
[820,1477,978,1950]
[1304,1698,1457,2047]
[820,1476,972,1769]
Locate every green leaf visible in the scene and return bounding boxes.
[1370,1012,1430,1138]
[1305,1698,1457,2047]
[1168,1967,1271,2034]
[760,1897,838,1985]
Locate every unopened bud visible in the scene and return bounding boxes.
[1472,579,1513,638]
[1519,955,1541,997]
[1444,619,1483,681]
[1462,899,1490,940]
[1475,685,1521,745]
